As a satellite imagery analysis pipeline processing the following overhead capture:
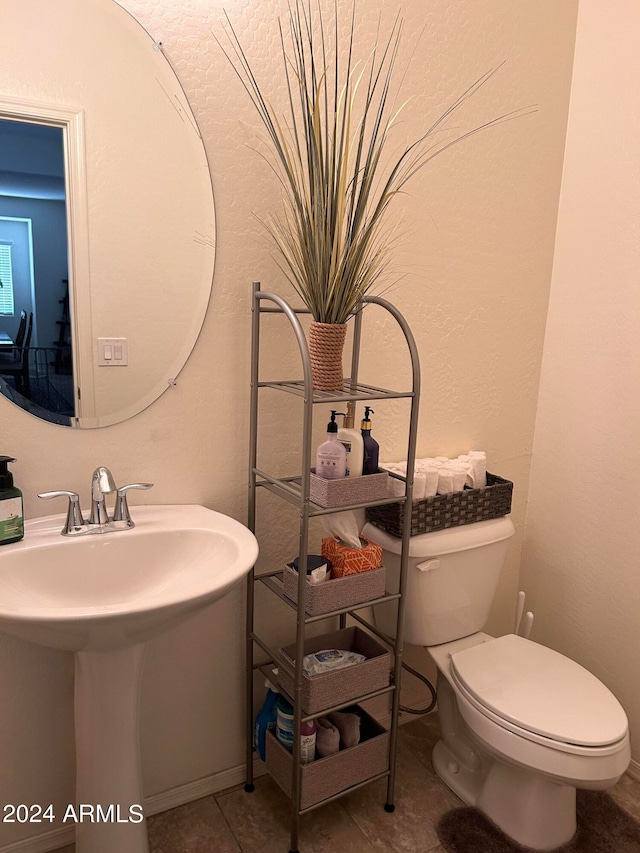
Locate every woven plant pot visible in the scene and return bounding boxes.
[308,321,347,391]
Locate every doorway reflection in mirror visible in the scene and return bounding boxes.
[0,119,74,425]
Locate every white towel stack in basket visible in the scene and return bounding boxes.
[382,451,487,499]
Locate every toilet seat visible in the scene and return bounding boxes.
[449,634,628,751]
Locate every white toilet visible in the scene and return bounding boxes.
[363,517,631,851]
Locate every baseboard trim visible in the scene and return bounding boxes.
[627,758,640,783]
[0,758,266,853]
[144,756,267,817]
[0,827,75,853]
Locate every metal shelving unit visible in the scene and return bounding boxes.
[245,281,421,853]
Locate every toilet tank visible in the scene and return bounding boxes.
[362,516,515,646]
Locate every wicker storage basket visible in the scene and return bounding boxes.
[277,626,391,715]
[283,564,386,616]
[265,707,389,810]
[365,472,513,537]
[309,469,389,508]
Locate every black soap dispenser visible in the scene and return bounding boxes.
[0,456,24,545]
[361,407,380,475]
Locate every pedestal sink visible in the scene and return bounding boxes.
[0,504,259,853]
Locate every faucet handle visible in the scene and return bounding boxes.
[113,483,154,527]
[38,490,86,535]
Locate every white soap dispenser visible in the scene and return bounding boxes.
[337,402,364,477]
[316,410,347,479]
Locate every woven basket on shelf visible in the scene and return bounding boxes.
[307,321,347,391]
[365,472,513,537]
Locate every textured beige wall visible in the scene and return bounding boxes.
[0,0,577,846]
[521,0,640,769]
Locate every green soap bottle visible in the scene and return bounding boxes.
[0,456,24,545]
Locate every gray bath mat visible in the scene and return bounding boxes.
[437,790,640,852]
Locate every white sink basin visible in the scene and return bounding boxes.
[0,504,259,651]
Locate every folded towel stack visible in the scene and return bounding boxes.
[382,450,487,498]
[315,709,361,757]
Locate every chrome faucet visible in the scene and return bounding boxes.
[38,468,153,536]
[89,466,116,526]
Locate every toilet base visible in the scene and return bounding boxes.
[433,737,578,851]
[432,737,486,805]
[476,759,576,851]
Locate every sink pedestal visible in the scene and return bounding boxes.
[74,644,149,853]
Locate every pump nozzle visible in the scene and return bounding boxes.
[361,407,374,430]
[343,402,355,429]
[0,456,16,490]
[327,410,345,434]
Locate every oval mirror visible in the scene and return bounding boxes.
[0,0,215,428]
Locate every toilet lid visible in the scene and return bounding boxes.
[450,634,628,747]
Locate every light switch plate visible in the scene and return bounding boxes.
[98,337,128,366]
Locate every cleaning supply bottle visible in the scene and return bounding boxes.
[300,718,317,764]
[337,402,364,477]
[0,456,24,545]
[254,676,280,761]
[276,695,316,763]
[316,410,347,479]
[276,695,295,752]
[361,407,380,475]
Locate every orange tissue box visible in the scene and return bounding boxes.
[321,537,383,578]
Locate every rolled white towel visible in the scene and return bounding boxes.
[413,472,427,500]
[448,462,468,492]
[456,455,475,486]
[437,467,455,494]
[468,450,487,488]
[381,462,402,477]
[434,456,450,465]
[415,457,437,471]
[382,464,406,498]
[388,476,405,498]
[423,466,439,497]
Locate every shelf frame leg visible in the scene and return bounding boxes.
[245,281,262,792]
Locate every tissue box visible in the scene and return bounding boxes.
[321,536,382,578]
[309,469,389,508]
[265,707,389,810]
[283,563,386,616]
[277,626,391,714]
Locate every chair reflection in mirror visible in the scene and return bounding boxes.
[0,310,32,395]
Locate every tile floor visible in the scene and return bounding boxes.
[55,711,640,853]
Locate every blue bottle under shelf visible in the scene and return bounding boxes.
[255,677,280,761]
